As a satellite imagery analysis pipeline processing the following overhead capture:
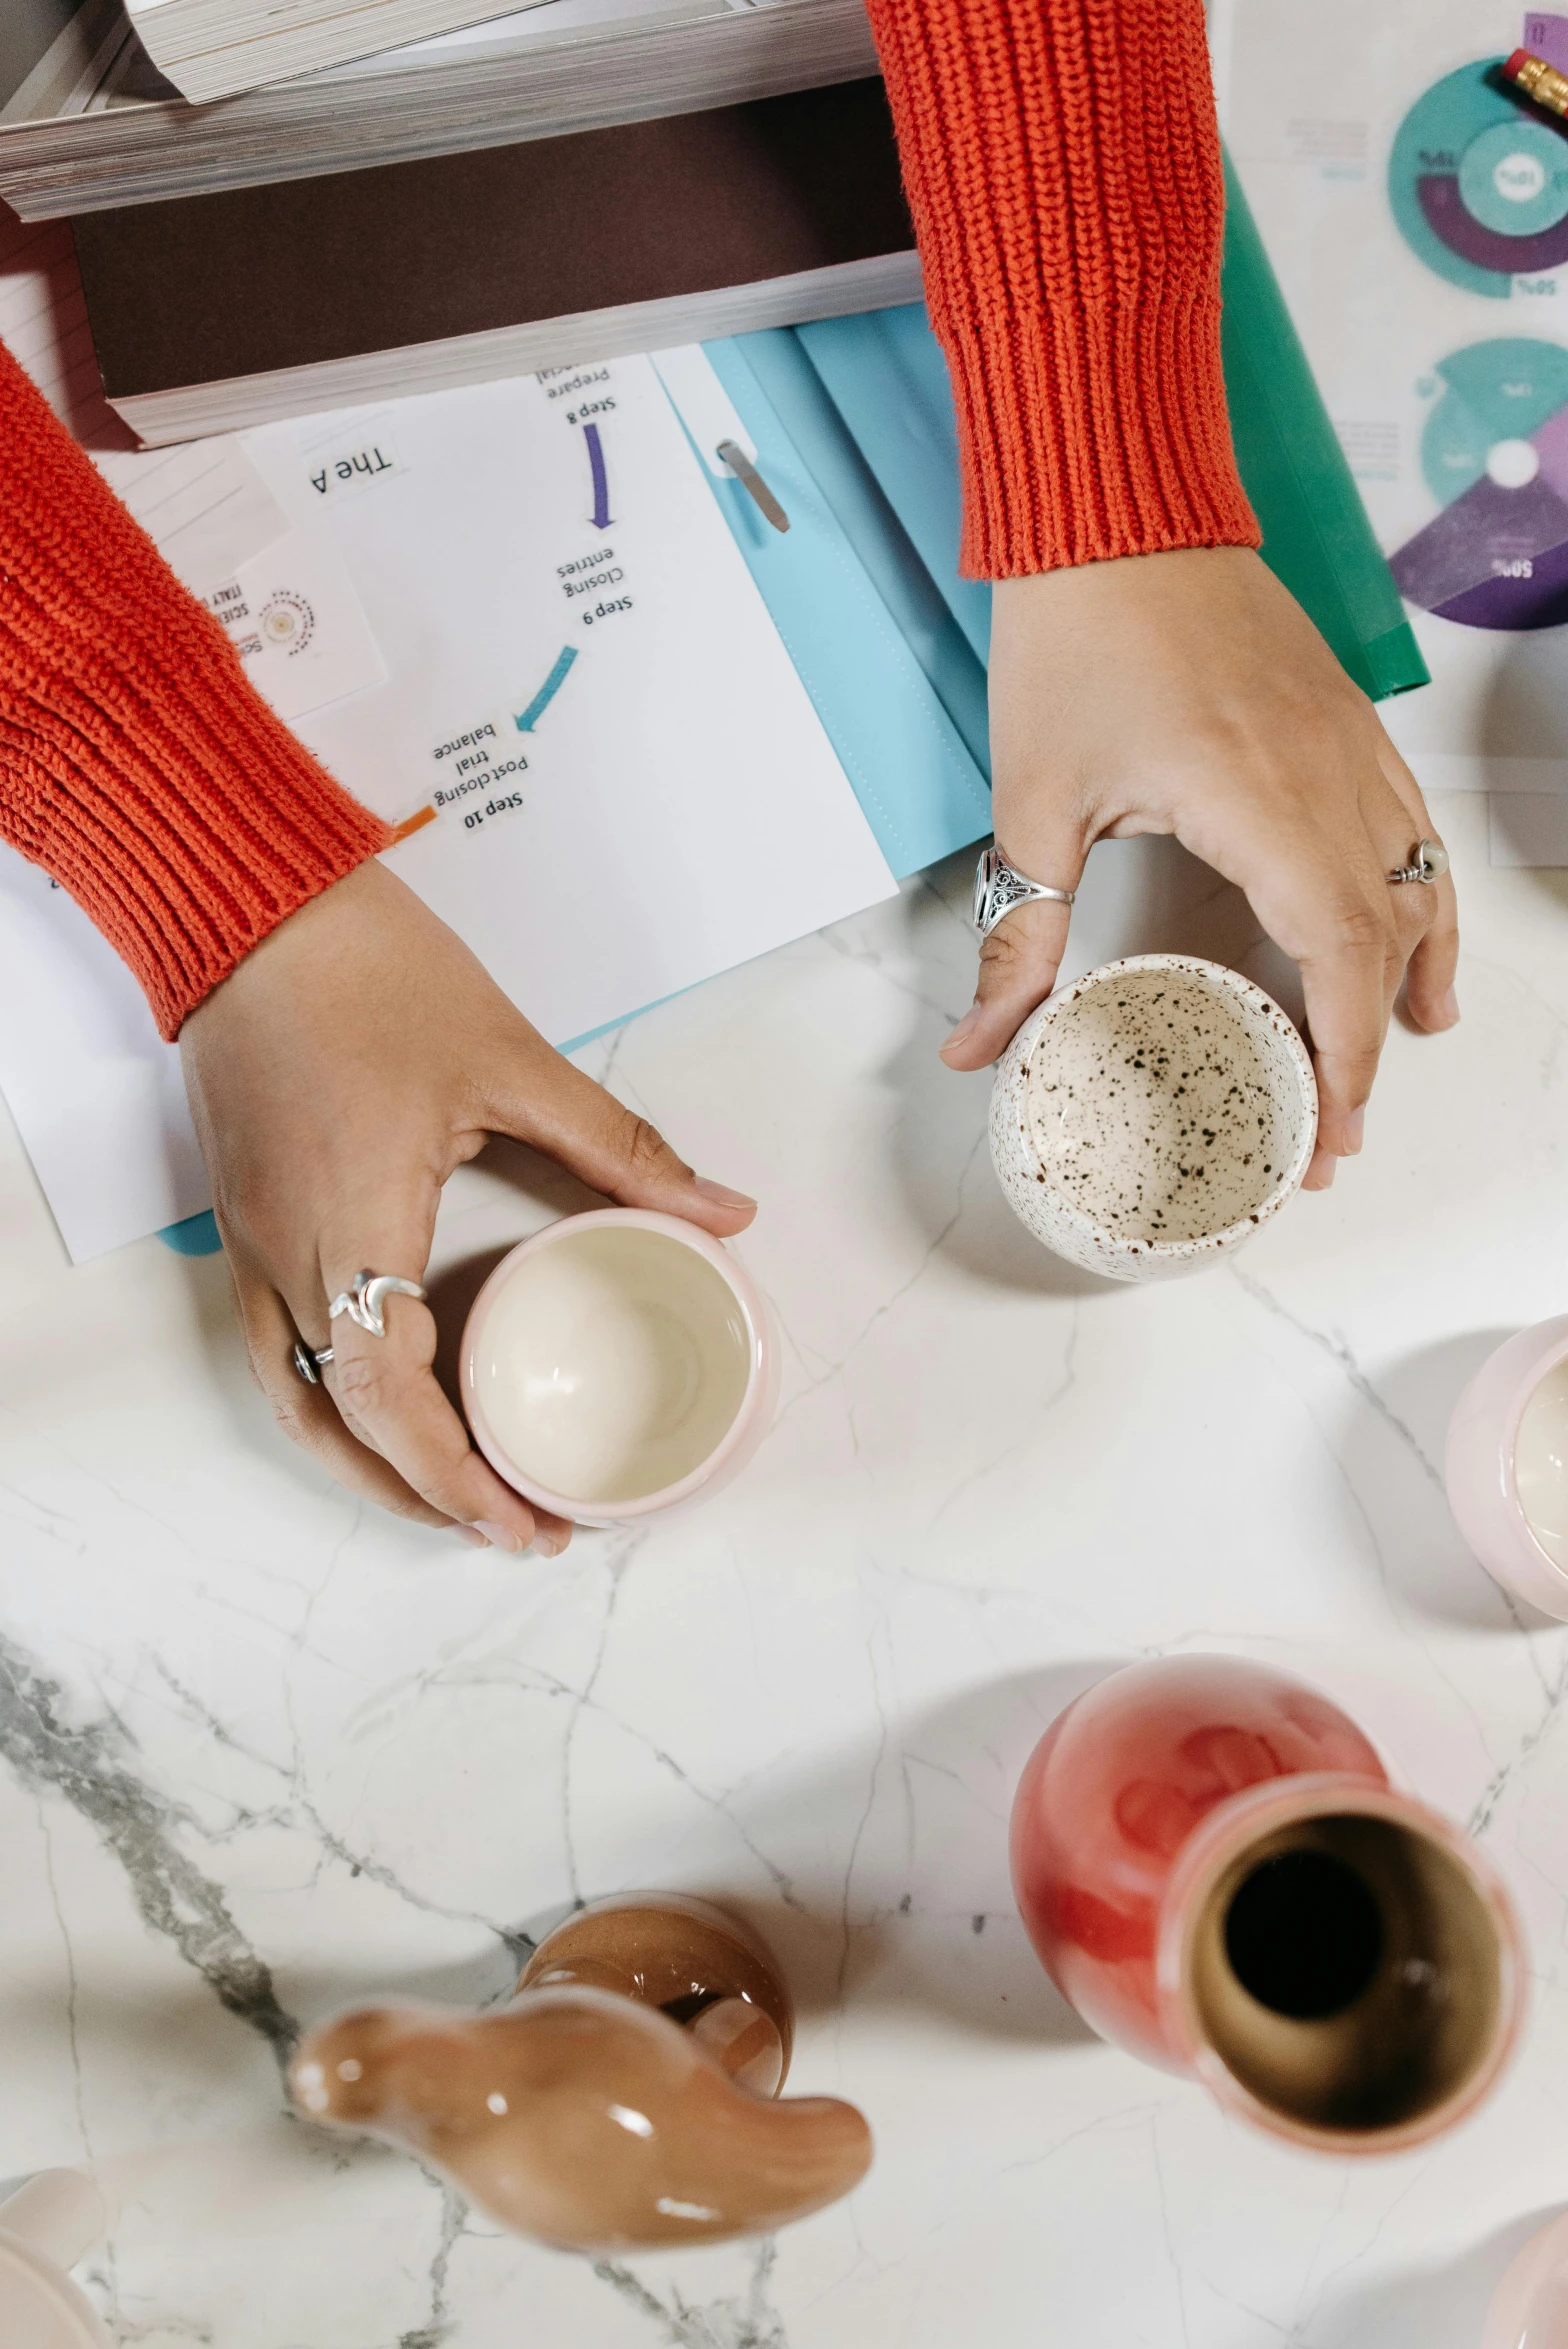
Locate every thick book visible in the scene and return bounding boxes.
[0,0,877,219]
[71,79,924,441]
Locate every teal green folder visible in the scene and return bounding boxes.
[689,161,1426,879]
[1218,156,1429,704]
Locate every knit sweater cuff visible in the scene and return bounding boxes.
[942,287,1261,579]
[4,685,392,1044]
[862,0,1263,584]
[0,340,390,1041]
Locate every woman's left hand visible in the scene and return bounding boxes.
[940,546,1459,1189]
[180,858,756,1553]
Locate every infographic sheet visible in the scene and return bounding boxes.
[0,348,895,1257]
[1218,0,1568,860]
[243,356,895,1049]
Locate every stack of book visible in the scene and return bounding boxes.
[1,0,912,443]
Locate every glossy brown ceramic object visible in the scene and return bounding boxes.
[1010,1657,1524,2154]
[290,1894,871,2251]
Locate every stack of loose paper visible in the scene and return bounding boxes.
[0,325,895,1258]
[119,0,558,100]
[1216,0,1568,865]
[0,0,877,219]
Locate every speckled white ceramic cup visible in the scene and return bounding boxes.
[461,1210,779,1528]
[990,954,1318,1283]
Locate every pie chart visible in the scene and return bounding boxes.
[1390,337,1568,629]
[1390,58,1568,297]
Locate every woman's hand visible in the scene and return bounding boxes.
[180,859,756,1553]
[942,546,1459,1189]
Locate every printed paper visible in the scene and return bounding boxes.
[240,354,896,1052]
[211,528,388,719]
[0,852,206,1261]
[97,438,291,594]
[0,351,894,1256]
[1216,0,1568,857]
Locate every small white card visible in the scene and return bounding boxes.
[206,530,387,720]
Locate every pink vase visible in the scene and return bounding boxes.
[1010,1657,1524,2154]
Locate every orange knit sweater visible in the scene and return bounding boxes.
[864,0,1258,577]
[0,0,1256,1040]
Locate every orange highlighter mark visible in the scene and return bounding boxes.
[386,803,438,846]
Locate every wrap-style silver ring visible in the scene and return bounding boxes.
[1388,838,1450,885]
[291,1270,427,1383]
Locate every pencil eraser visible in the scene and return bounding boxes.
[1505,49,1533,80]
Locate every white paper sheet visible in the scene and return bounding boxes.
[1216,0,1568,858]
[97,437,291,595]
[0,336,895,1255]
[0,204,119,442]
[0,851,209,1259]
[1491,791,1568,864]
[364,0,782,68]
[238,354,896,1052]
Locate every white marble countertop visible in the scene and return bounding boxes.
[4,795,1568,2349]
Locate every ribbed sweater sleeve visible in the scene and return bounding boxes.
[864,0,1261,579]
[0,341,389,1040]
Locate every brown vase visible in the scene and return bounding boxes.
[290,1892,871,2251]
[1010,1656,1524,2154]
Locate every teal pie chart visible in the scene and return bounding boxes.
[1390,59,1568,296]
[1390,338,1568,628]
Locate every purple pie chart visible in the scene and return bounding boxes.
[1391,344,1568,631]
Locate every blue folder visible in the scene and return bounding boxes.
[699,323,992,881]
[688,174,1426,883]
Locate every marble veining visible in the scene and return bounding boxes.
[3,801,1568,2344]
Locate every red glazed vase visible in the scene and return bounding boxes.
[1010,1656,1524,2154]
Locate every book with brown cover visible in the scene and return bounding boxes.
[72,78,921,444]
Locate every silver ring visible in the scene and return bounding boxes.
[973,844,1076,937]
[291,1270,426,1383]
[327,1269,427,1337]
[1388,838,1450,885]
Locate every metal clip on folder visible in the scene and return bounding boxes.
[717,440,790,533]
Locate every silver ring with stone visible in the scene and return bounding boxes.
[1387,838,1450,886]
[973,844,1077,937]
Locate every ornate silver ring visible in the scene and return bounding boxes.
[1388,838,1450,886]
[973,844,1076,937]
[292,1270,427,1383]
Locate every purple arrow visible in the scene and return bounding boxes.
[584,422,612,529]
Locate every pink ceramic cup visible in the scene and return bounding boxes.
[1446,1317,1568,1621]
[1483,2210,1568,2349]
[461,1210,779,1529]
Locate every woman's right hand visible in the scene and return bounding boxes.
[942,548,1460,1190]
[180,857,756,1556]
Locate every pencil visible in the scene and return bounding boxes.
[1505,48,1568,120]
